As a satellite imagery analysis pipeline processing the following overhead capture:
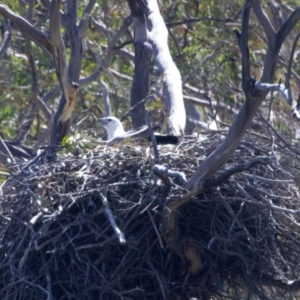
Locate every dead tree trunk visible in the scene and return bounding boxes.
[145,0,186,135]
[161,0,300,274]
[50,0,97,145]
[0,0,97,147]
[127,0,186,134]
[130,17,152,129]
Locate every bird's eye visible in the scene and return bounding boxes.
[107,118,111,122]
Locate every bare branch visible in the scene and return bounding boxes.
[0,138,19,173]
[166,16,235,27]
[205,156,274,187]
[251,0,276,44]
[99,191,126,245]
[0,2,52,54]
[78,0,97,36]
[233,0,252,95]
[145,110,159,163]
[0,19,11,55]
[255,80,291,103]
[287,33,300,78]
[277,6,300,47]
[50,0,71,91]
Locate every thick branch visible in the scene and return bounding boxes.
[251,0,276,44]
[0,138,19,173]
[276,6,300,47]
[0,19,11,55]
[50,0,71,91]
[78,0,97,36]
[233,0,251,94]
[0,2,52,54]
[205,156,274,187]
[145,0,186,135]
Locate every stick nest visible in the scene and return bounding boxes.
[0,130,300,300]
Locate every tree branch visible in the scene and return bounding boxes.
[233,0,252,95]
[0,2,52,54]
[0,138,19,173]
[276,6,300,47]
[205,156,274,187]
[251,0,276,44]
[78,0,97,36]
[0,19,11,55]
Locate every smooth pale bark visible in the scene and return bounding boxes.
[145,0,186,135]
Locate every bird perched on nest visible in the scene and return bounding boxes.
[98,116,178,146]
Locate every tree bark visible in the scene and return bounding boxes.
[145,0,186,135]
[161,0,300,271]
[130,17,152,129]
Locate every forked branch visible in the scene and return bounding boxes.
[161,0,300,256]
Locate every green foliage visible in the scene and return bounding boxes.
[0,0,298,146]
[62,133,100,154]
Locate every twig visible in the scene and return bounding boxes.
[41,252,53,300]
[242,173,294,184]
[230,197,300,215]
[121,94,153,121]
[257,109,300,156]
[205,156,274,187]
[99,191,126,244]
[147,210,163,249]
[145,110,159,163]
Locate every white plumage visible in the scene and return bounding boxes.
[98,117,126,140]
[98,116,179,145]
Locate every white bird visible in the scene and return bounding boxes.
[98,116,178,145]
[98,116,125,140]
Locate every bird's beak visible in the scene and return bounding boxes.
[98,118,108,125]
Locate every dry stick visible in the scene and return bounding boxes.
[99,191,126,244]
[267,91,274,121]
[242,173,294,184]
[147,259,166,299]
[257,109,300,156]
[121,94,153,121]
[204,156,274,187]
[256,33,300,119]
[21,149,46,171]
[287,32,300,90]
[145,110,159,163]
[230,197,300,215]
[147,210,163,249]
[41,251,53,300]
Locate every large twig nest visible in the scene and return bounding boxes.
[0,130,299,299]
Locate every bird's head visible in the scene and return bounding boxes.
[98,116,125,140]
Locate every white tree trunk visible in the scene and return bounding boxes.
[145,0,186,135]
